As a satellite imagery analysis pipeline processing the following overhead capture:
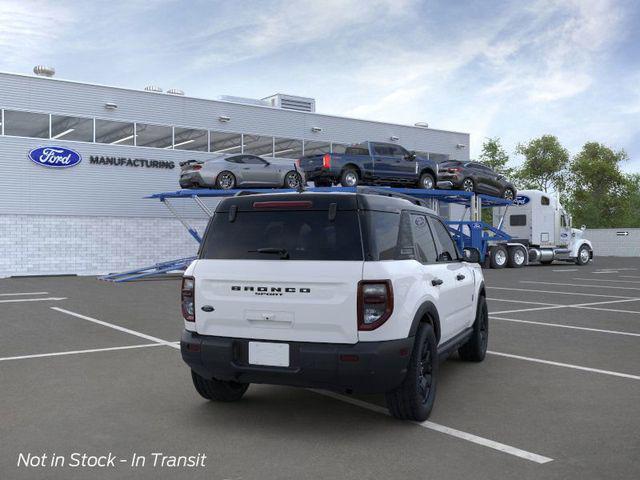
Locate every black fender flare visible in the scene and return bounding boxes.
[408,301,441,343]
[419,167,436,179]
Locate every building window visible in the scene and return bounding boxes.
[173,127,208,151]
[210,131,242,154]
[243,135,274,156]
[95,119,135,145]
[135,123,172,149]
[303,140,331,156]
[3,110,49,138]
[273,137,303,159]
[51,115,93,142]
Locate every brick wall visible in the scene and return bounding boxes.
[0,215,208,278]
[583,228,640,257]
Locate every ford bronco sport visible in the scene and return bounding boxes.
[180,188,488,421]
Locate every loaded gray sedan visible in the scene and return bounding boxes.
[179,154,304,190]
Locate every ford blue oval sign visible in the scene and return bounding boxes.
[28,146,82,168]
[514,195,530,206]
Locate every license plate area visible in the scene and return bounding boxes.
[248,341,290,367]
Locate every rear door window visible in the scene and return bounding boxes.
[200,210,363,261]
[428,217,459,262]
[410,214,438,263]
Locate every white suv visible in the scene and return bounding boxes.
[180,189,488,421]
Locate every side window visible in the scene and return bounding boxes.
[428,217,459,262]
[561,215,567,227]
[510,215,527,226]
[226,156,242,164]
[243,155,266,165]
[541,196,550,206]
[388,145,406,158]
[373,144,391,156]
[410,214,438,263]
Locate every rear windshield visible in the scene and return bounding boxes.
[200,210,363,261]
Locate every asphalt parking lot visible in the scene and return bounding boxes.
[1,257,639,480]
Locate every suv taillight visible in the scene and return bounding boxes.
[181,276,195,322]
[358,280,393,330]
[322,153,331,168]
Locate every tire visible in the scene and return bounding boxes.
[418,172,435,190]
[386,323,438,421]
[458,295,489,362]
[489,245,508,269]
[340,168,359,187]
[283,170,303,189]
[462,178,475,192]
[216,171,236,190]
[576,245,591,266]
[507,246,526,268]
[191,370,249,402]
[502,188,515,201]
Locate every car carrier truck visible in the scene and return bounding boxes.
[487,189,593,268]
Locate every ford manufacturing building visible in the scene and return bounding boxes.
[0,69,470,278]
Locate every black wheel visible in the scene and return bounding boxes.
[340,168,359,187]
[283,170,303,189]
[507,246,526,268]
[576,245,591,265]
[191,370,249,402]
[502,188,515,200]
[489,245,508,269]
[458,295,489,362]
[462,178,475,192]
[216,171,236,190]
[386,323,438,421]
[418,172,435,190]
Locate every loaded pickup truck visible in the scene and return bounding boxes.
[297,141,439,189]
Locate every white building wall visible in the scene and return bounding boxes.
[0,215,207,277]
[583,228,640,257]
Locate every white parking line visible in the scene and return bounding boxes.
[573,305,640,315]
[0,297,67,304]
[51,307,180,349]
[487,298,559,306]
[490,316,640,337]
[488,351,640,380]
[552,269,578,272]
[621,275,640,279]
[311,390,553,464]
[573,278,640,284]
[491,305,567,315]
[0,292,49,296]
[490,298,640,315]
[488,286,636,299]
[0,343,164,362]
[521,281,640,291]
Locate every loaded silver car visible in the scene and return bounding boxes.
[179,154,304,190]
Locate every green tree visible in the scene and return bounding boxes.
[515,135,569,192]
[478,137,514,177]
[566,142,634,228]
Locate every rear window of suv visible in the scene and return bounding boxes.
[200,210,364,261]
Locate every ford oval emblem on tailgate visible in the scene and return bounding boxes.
[28,146,82,168]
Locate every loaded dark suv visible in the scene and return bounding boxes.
[437,161,516,199]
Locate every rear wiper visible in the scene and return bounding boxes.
[249,248,290,260]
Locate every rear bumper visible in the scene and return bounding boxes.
[179,172,207,188]
[302,166,337,183]
[181,330,414,394]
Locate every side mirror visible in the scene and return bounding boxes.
[581,225,586,231]
[463,248,481,263]
[405,151,416,161]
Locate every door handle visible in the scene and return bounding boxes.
[456,274,466,281]
[431,278,443,286]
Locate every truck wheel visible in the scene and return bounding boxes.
[576,245,591,265]
[191,370,249,402]
[385,323,438,421]
[502,188,515,200]
[507,246,526,268]
[340,168,359,187]
[418,173,435,189]
[458,295,488,362]
[216,171,236,190]
[489,245,507,269]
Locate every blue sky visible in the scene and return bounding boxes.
[1,0,639,171]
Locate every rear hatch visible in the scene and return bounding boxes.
[438,160,464,177]
[193,194,363,344]
[298,153,340,175]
